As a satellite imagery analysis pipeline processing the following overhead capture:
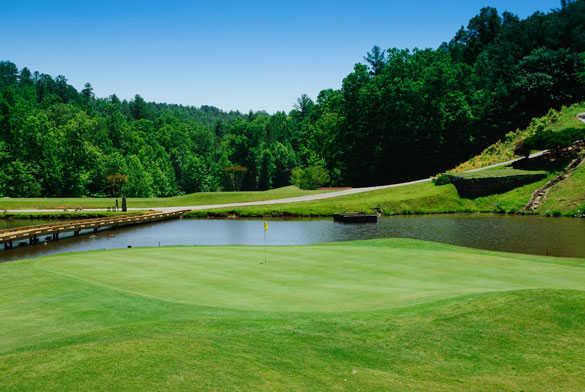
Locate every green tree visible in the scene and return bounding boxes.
[291,164,330,190]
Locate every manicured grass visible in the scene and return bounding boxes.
[192,175,553,217]
[0,186,325,210]
[1,239,585,391]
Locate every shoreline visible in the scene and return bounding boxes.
[1,209,582,221]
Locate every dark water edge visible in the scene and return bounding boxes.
[1,214,584,262]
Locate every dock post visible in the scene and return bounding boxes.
[74,230,80,237]
[52,233,59,241]
[93,227,98,233]
[4,240,13,250]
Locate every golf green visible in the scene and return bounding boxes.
[2,239,585,391]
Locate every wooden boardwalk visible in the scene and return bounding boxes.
[0,210,190,250]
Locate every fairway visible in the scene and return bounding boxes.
[2,239,585,391]
[0,186,326,210]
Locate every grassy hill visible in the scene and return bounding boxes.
[2,239,585,391]
[195,104,585,218]
[540,162,585,216]
[195,174,551,217]
[453,103,585,173]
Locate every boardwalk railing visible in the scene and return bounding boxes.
[1,210,190,249]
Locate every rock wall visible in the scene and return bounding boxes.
[449,173,546,199]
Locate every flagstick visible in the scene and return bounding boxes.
[263,221,268,264]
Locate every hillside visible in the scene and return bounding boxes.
[190,104,585,218]
[454,103,585,173]
[1,2,584,198]
[2,239,585,391]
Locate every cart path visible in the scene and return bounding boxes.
[4,151,547,213]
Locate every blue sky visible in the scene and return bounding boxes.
[0,0,561,112]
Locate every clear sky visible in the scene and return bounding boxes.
[0,0,561,112]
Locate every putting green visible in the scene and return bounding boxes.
[14,239,585,313]
[2,239,585,391]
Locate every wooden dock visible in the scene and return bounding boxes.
[0,210,190,250]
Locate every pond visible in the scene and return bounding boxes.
[1,215,584,262]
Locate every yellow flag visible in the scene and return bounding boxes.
[264,221,269,232]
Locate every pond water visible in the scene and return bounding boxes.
[1,215,584,261]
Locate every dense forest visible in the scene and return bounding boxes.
[1,1,584,197]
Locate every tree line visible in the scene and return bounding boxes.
[1,0,584,197]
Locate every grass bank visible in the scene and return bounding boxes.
[1,239,585,391]
[453,102,585,173]
[540,162,585,216]
[188,174,554,218]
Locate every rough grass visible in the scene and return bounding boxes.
[453,102,585,173]
[1,239,585,391]
[0,186,325,210]
[540,162,585,216]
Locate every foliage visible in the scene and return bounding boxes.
[524,127,585,150]
[452,105,580,172]
[106,173,128,197]
[290,164,330,189]
[223,165,248,191]
[1,2,585,196]
[433,173,452,185]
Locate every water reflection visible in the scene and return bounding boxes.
[1,215,584,262]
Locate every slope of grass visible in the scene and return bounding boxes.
[453,167,547,179]
[191,175,553,217]
[453,102,585,173]
[190,104,585,218]
[0,186,325,210]
[540,162,585,216]
[544,102,585,134]
[1,239,585,391]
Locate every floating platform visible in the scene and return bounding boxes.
[333,213,378,224]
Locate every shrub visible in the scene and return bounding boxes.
[291,165,331,190]
[433,173,452,186]
[514,140,531,158]
[524,128,585,151]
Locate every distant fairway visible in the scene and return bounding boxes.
[0,186,326,210]
[2,239,585,391]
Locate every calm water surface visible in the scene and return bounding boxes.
[1,215,584,262]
